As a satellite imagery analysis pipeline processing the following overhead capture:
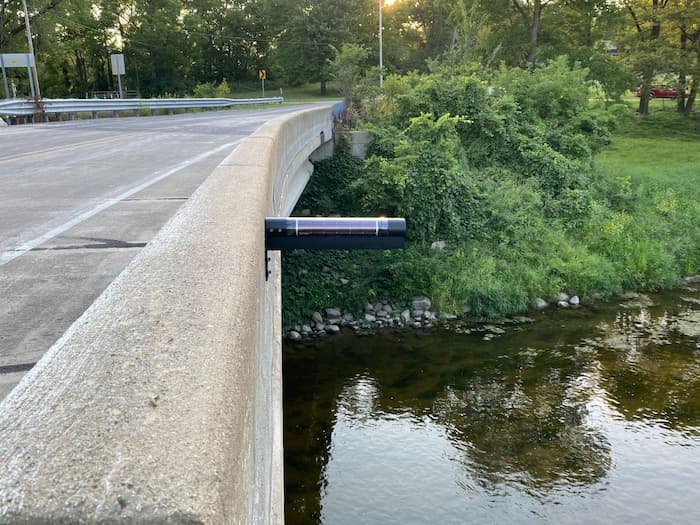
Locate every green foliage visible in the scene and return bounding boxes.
[282,64,700,326]
[295,138,363,215]
[192,80,231,98]
[215,80,231,98]
[329,44,370,100]
[355,113,484,244]
[270,0,373,94]
[498,58,591,124]
[192,82,216,98]
[364,59,620,209]
[594,109,700,285]
[586,53,637,102]
[282,250,376,327]
[7,0,697,105]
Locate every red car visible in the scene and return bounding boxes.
[634,85,687,99]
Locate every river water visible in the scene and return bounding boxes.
[283,284,700,525]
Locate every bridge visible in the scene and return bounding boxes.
[0,104,334,523]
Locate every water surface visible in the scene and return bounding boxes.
[284,286,700,524]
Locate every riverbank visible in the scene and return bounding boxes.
[285,277,700,342]
[282,69,699,333]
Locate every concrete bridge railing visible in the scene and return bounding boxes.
[0,106,333,524]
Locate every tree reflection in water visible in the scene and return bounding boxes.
[586,306,700,435]
[284,286,700,524]
[432,371,611,490]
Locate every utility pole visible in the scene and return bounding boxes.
[21,0,41,99]
[379,0,383,90]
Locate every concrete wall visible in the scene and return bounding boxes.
[0,106,333,524]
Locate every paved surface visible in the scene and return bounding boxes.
[0,106,308,399]
[0,106,332,523]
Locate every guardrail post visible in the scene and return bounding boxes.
[68,112,74,121]
[113,110,119,118]
[92,111,97,120]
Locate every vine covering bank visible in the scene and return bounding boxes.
[282,59,700,334]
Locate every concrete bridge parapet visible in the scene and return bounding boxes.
[0,106,333,524]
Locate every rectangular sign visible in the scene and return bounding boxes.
[110,54,125,75]
[0,54,35,68]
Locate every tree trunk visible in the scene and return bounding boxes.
[639,74,652,116]
[677,31,688,113]
[526,3,543,64]
[449,28,459,52]
[634,1,661,116]
[685,77,698,115]
[677,77,687,113]
[0,2,6,48]
[75,51,88,99]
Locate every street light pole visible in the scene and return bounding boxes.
[21,0,41,100]
[379,0,383,90]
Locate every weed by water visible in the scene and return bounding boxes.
[594,109,700,286]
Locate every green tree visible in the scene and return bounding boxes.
[329,43,370,100]
[270,0,372,94]
[36,0,123,97]
[510,0,555,64]
[664,0,700,113]
[120,0,192,97]
[541,0,634,100]
[405,0,458,59]
[441,0,491,64]
[0,0,64,49]
[183,0,269,87]
[621,0,675,115]
[1,0,69,97]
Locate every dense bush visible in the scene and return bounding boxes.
[282,59,699,325]
[192,80,231,98]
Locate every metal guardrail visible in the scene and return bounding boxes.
[0,96,284,118]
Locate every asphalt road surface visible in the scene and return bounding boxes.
[0,105,314,399]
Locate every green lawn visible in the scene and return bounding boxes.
[596,109,700,200]
[229,82,341,104]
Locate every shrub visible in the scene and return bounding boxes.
[281,58,698,325]
[193,80,230,98]
[299,138,364,216]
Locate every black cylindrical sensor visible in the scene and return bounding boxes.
[265,217,406,251]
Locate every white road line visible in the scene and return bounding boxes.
[0,140,240,267]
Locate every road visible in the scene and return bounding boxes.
[0,105,311,399]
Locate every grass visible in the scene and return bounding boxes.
[596,108,700,199]
[227,82,342,104]
[593,108,700,286]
